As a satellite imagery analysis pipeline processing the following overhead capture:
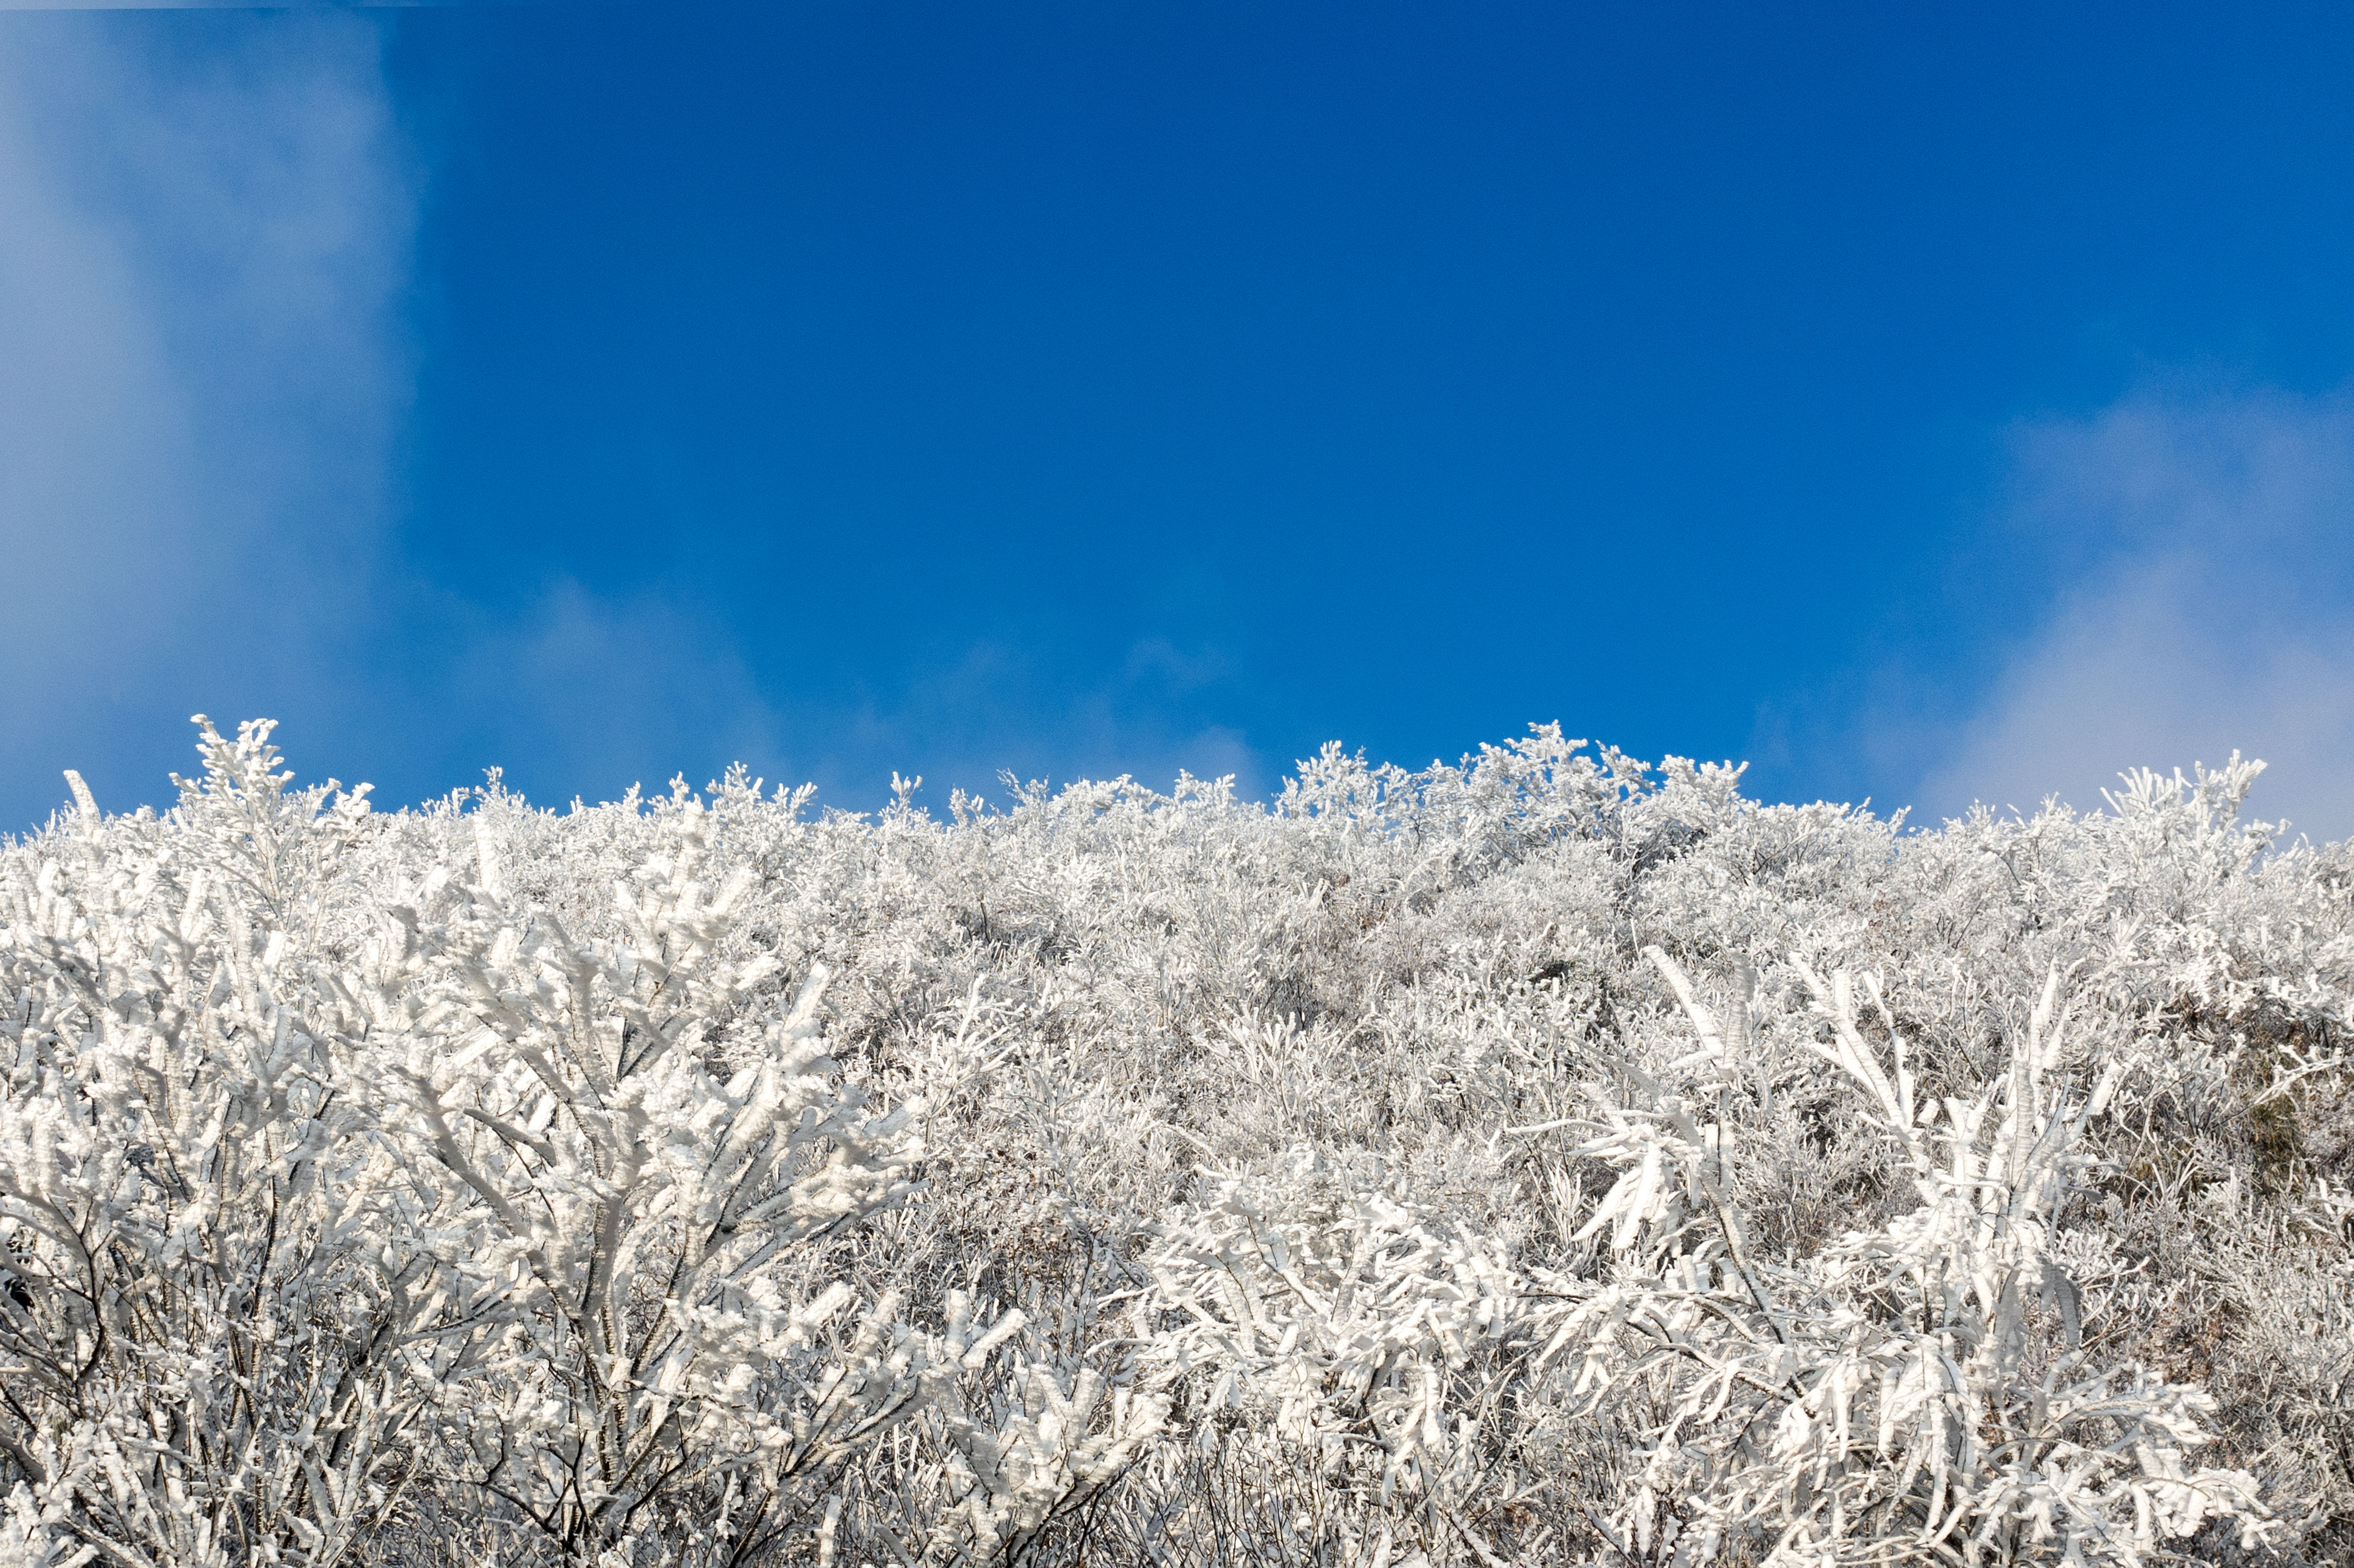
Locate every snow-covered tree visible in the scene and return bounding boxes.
[0,719,2343,1566]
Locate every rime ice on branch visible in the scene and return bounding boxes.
[0,719,2342,1566]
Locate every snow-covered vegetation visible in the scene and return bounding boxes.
[0,717,2348,1568]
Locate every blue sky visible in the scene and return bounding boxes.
[3,3,2352,838]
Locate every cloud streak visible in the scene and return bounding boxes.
[0,12,414,828]
[0,15,1258,824]
[1918,390,2354,841]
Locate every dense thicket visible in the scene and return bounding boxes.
[0,719,2347,1568]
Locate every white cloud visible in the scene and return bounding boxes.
[844,633,1270,806]
[1919,391,2354,842]
[0,15,1252,823]
[0,14,413,824]
[430,581,793,806]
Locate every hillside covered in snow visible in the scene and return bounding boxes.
[0,719,2347,1568]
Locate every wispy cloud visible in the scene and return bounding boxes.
[1917,390,2354,841]
[847,630,1265,806]
[0,9,1258,825]
[419,580,791,806]
[0,12,414,826]
[386,572,1265,813]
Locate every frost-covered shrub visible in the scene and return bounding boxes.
[0,719,2346,1566]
